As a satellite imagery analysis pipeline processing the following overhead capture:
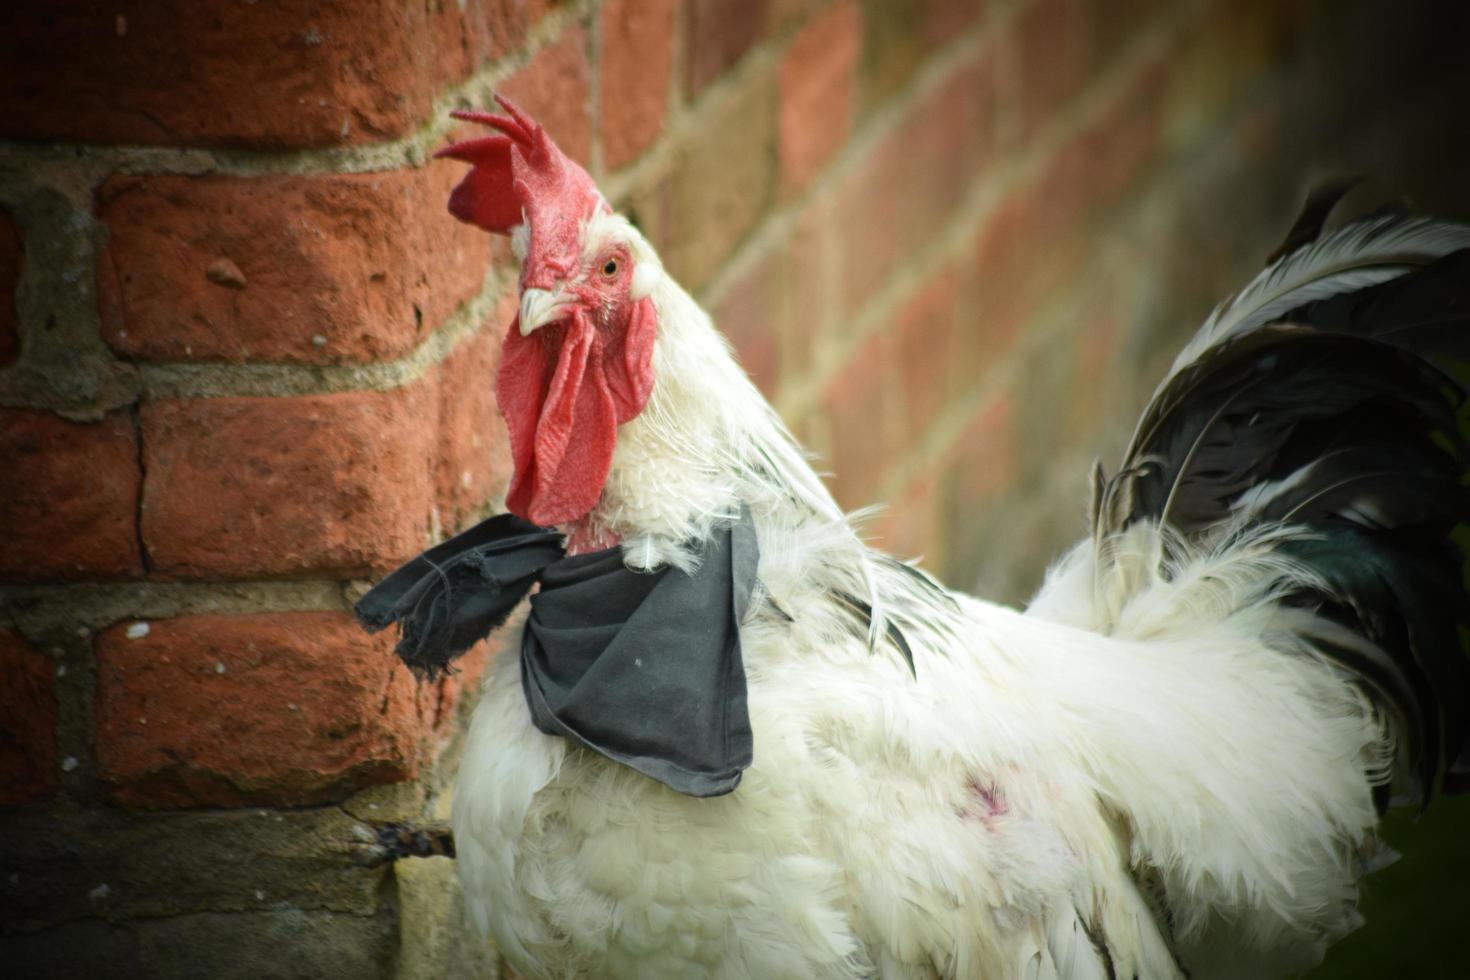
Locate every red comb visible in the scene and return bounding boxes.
[437,94,607,282]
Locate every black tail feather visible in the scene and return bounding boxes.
[1097,201,1470,807]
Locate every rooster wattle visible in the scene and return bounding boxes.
[357,96,1470,979]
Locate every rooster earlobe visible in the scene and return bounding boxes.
[608,296,658,423]
[437,135,521,234]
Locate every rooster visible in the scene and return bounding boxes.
[357,96,1470,979]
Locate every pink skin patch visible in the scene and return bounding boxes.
[958,776,1010,831]
[564,518,621,556]
[437,95,658,531]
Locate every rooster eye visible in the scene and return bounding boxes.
[602,258,619,277]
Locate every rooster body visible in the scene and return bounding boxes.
[365,99,1470,979]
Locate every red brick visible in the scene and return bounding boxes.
[0,631,57,806]
[821,329,903,509]
[499,26,593,166]
[946,391,1014,502]
[1066,300,1121,447]
[873,470,942,562]
[779,200,832,383]
[431,635,505,735]
[5,2,431,148]
[923,0,985,50]
[436,0,555,89]
[1163,0,1307,148]
[767,0,826,34]
[0,211,20,367]
[95,613,436,807]
[600,0,677,170]
[712,250,783,395]
[686,0,769,97]
[859,0,983,109]
[140,387,435,579]
[2,1,555,150]
[1013,0,1092,142]
[97,167,491,365]
[837,46,996,314]
[1068,59,1165,212]
[0,410,141,580]
[778,0,862,194]
[895,262,964,434]
[833,134,909,316]
[964,59,1162,345]
[711,197,832,395]
[435,319,512,530]
[631,65,775,291]
[1089,0,1168,69]
[970,159,1087,346]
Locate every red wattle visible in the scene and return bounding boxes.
[496,296,658,528]
[498,312,619,527]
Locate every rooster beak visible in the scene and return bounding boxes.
[519,288,576,336]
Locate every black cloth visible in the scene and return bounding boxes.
[355,511,758,797]
[354,513,563,678]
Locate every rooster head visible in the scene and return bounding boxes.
[437,95,659,528]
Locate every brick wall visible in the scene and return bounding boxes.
[3,2,1468,977]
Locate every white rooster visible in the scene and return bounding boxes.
[357,97,1470,979]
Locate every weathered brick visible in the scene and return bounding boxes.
[1068,59,1166,213]
[600,0,677,170]
[95,612,435,808]
[873,470,942,562]
[431,636,504,737]
[1013,0,1092,142]
[436,0,555,89]
[945,391,1014,503]
[821,329,903,509]
[435,319,512,530]
[0,631,57,806]
[923,0,986,50]
[1089,0,1168,70]
[1163,0,1305,152]
[5,2,443,148]
[499,25,593,166]
[0,210,20,367]
[966,59,1162,347]
[97,167,491,365]
[767,0,826,34]
[970,151,1091,347]
[0,806,392,932]
[780,199,835,386]
[837,46,997,314]
[138,908,398,980]
[0,410,141,580]
[859,0,984,109]
[1065,300,1122,448]
[712,250,783,395]
[140,387,435,579]
[778,0,862,194]
[634,66,776,291]
[686,0,769,97]
[711,195,835,396]
[3,1,556,150]
[895,262,965,434]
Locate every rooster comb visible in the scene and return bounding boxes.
[436,95,607,270]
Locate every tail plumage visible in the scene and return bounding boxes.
[1086,194,1470,807]
[1025,188,1470,974]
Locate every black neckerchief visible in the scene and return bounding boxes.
[355,511,757,797]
